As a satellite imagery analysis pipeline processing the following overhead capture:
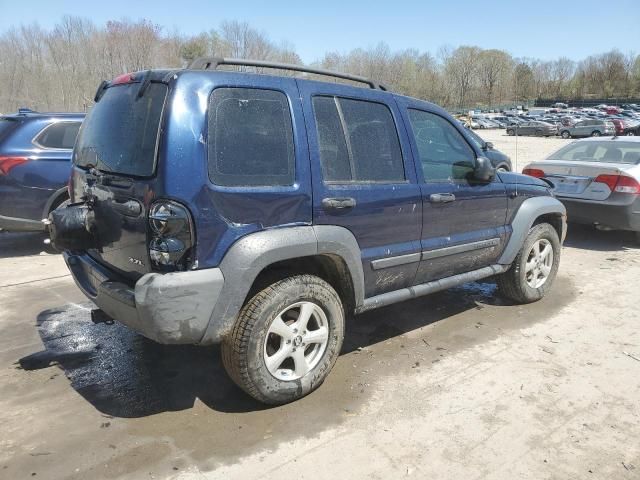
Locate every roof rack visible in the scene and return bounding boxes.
[187,57,389,91]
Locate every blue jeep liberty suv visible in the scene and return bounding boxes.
[49,58,567,405]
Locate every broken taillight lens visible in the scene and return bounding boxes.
[148,200,195,271]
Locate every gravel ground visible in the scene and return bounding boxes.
[1,134,639,479]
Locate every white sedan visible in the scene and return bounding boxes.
[523,137,640,242]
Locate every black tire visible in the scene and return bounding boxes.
[561,130,571,139]
[221,275,345,405]
[44,194,70,254]
[591,130,601,137]
[497,223,561,304]
[496,164,510,172]
[507,129,515,136]
[626,131,635,136]
[49,192,70,213]
[635,231,640,245]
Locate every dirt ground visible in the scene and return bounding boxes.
[1,134,639,479]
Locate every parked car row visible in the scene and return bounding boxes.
[461,103,640,139]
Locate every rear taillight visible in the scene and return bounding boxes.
[523,168,545,178]
[148,200,195,271]
[0,156,28,175]
[594,174,640,194]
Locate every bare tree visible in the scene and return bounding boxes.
[478,49,512,106]
[0,16,638,114]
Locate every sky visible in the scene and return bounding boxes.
[0,0,638,63]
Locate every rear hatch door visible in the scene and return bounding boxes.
[72,76,168,280]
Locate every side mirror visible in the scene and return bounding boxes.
[474,156,496,182]
[484,141,494,150]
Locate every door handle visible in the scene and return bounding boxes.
[429,193,456,204]
[322,197,357,210]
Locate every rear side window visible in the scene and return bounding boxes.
[312,96,405,183]
[208,88,295,187]
[34,122,81,149]
[74,82,167,177]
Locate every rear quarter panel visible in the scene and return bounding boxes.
[160,72,312,269]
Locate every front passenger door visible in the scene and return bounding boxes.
[403,108,508,283]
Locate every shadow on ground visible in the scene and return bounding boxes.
[563,223,638,252]
[0,231,54,258]
[17,273,576,420]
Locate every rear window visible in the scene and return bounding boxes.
[74,82,167,177]
[34,121,81,149]
[548,141,640,164]
[207,88,295,187]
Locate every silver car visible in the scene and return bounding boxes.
[523,137,640,242]
[559,119,615,139]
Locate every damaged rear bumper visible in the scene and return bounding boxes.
[64,252,224,344]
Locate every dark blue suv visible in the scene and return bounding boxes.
[50,58,566,404]
[0,110,84,232]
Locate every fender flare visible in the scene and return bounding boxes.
[498,196,567,265]
[200,225,364,344]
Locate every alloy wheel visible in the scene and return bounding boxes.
[525,239,554,289]
[263,301,329,381]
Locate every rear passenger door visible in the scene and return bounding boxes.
[298,81,422,298]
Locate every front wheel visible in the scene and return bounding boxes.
[497,223,561,304]
[591,130,601,137]
[221,275,345,405]
[561,130,571,139]
[507,129,515,136]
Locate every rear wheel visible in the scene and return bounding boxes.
[561,130,571,139]
[591,130,601,137]
[221,275,345,405]
[507,129,515,136]
[497,223,561,304]
[626,131,635,136]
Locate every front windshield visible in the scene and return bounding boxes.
[547,141,640,164]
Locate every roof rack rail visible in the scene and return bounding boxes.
[187,57,389,91]
[18,108,37,115]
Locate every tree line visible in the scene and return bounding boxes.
[1,16,638,113]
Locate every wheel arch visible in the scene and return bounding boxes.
[200,225,364,344]
[499,196,567,266]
